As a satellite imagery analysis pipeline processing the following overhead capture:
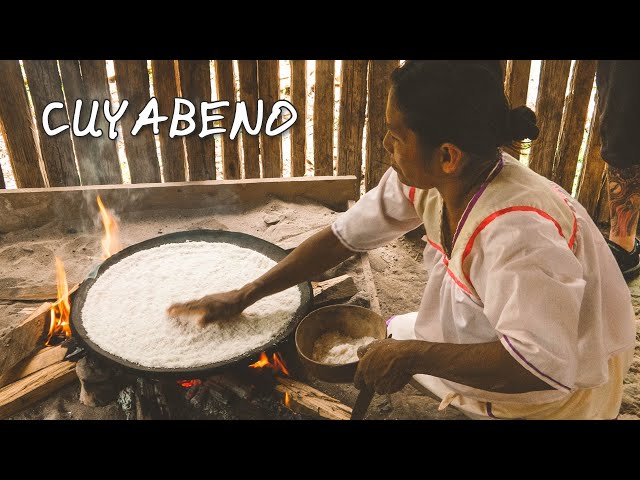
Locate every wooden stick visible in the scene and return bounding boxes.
[0,360,77,419]
[258,60,282,178]
[237,60,261,179]
[215,60,241,180]
[113,60,161,184]
[0,345,68,388]
[0,302,51,375]
[150,60,187,182]
[290,60,307,177]
[275,376,352,420]
[313,60,335,177]
[22,60,81,187]
[337,60,368,184]
[0,60,46,188]
[577,104,606,218]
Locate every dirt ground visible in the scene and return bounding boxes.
[2,198,639,420]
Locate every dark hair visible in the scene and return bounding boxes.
[390,60,539,158]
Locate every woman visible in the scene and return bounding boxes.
[169,61,636,419]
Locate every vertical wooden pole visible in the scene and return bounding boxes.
[290,60,307,177]
[503,60,532,160]
[365,60,397,192]
[113,60,161,184]
[258,60,282,178]
[237,60,261,179]
[177,60,216,181]
[214,60,241,179]
[0,60,46,188]
[337,60,368,184]
[313,60,335,176]
[22,60,80,187]
[150,60,186,182]
[577,104,606,218]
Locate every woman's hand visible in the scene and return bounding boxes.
[354,339,416,394]
[167,289,249,327]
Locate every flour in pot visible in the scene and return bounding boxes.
[312,331,377,364]
[81,241,301,368]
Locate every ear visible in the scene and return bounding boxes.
[439,143,465,174]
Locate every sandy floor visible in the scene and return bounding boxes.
[2,198,639,420]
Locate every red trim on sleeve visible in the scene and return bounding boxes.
[409,186,416,205]
[427,240,473,296]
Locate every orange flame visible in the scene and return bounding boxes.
[178,379,202,388]
[249,351,290,376]
[97,195,121,259]
[284,391,291,409]
[46,257,71,346]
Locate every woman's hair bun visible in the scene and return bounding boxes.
[508,106,539,141]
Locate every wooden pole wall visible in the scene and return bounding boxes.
[313,60,335,176]
[214,60,240,180]
[290,60,307,177]
[237,60,261,179]
[257,60,282,178]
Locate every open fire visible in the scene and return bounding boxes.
[96,195,121,259]
[249,351,290,376]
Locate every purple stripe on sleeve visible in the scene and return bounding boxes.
[502,335,571,391]
[385,315,396,326]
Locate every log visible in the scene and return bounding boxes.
[0,302,51,375]
[0,345,68,388]
[554,60,597,192]
[0,283,79,304]
[258,60,282,178]
[366,60,398,191]
[313,60,335,176]
[290,60,307,177]
[528,60,572,180]
[0,360,77,419]
[22,60,81,187]
[577,104,606,218]
[237,60,261,179]
[134,378,172,420]
[214,60,241,180]
[274,376,351,420]
[337,60,368,184]
[150,60,186,182]
[0,60,46,188]
[113,60,161,184]
[78,60,123,184]
[311,274,358,308]
[177,60,216,181]
[504,60,532,160]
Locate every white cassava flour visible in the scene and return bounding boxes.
[81,241,301,368]
[311,331,377,364]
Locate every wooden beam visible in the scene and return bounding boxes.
[177,60,216,181]
[237,60,261,179]
[337,60,368,184]
[150,60,186,182]
[0,360,77,419]
[258,60,282,178]
[22,60,81,187]
[554,60,597,192]
[311,274,358,308]
[528,60,572,179]
[577,104,606,218]
[0,302,51,375]
[0,60,46,188]
[113,60,161,184]
[0,345,68,388]
[366,60,397,191]
[214,60,241,180]
[504,60,532,160]
[290,60,307,177]
[79,60,123,184]
[313,60,335,176]
[274,376,352,420]
[0,176,359,233]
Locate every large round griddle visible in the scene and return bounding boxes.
[70,230,312,379]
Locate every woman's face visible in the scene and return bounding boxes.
[383,90,438,189]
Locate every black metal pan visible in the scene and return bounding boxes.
[70,230,312,379]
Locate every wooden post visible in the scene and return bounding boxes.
[78,60,123,184]
[258,60,282,178]
[177,60,216,181]
[0,60,45,188]
[366,60,397,192]
[0,166,5,189]
[214,60,241,179]
[113,60,161,184]
[553,60,597,193]
[150,60,186,182]
[337,60,368,184]
[504,60,532,160]
[22,60,80,187]
[577,104,606,218]
[290,60,307,177]
[313,60,335,176]
[528,60,571,180]
[237,60,261,179]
